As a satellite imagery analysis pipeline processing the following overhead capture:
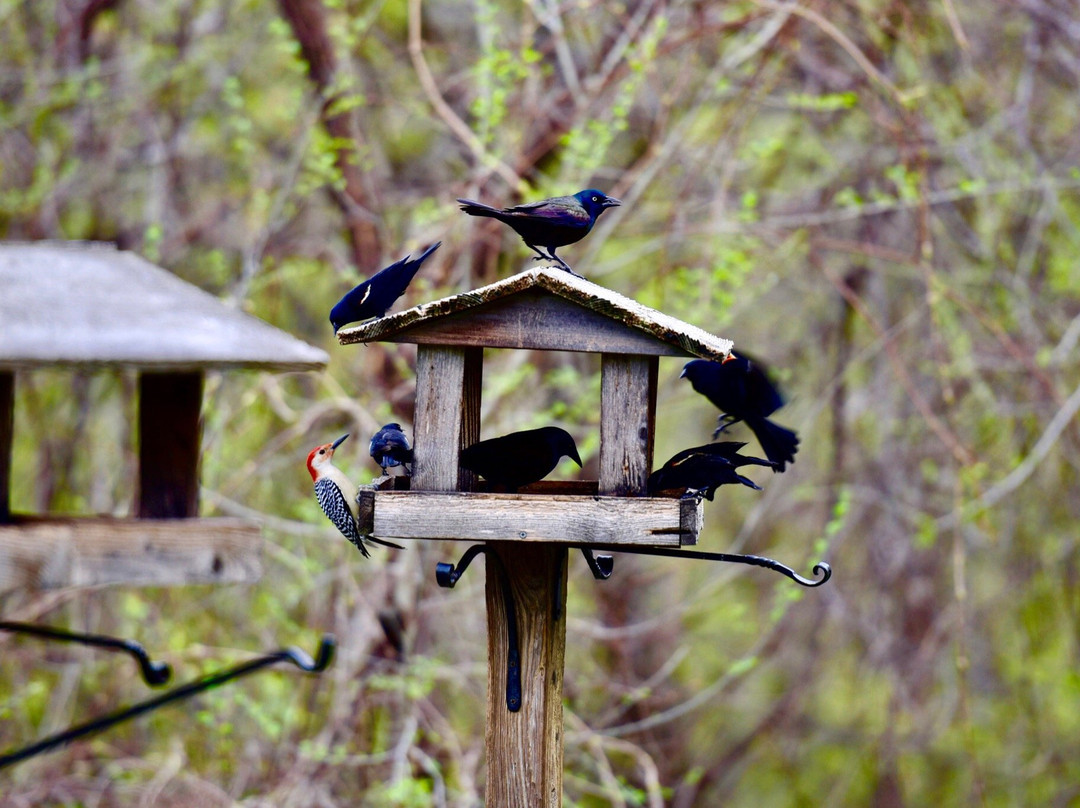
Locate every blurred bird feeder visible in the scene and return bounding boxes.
[0,242,327,595]
[339,265,745,805]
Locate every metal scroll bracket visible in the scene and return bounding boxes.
[576,545,832,588]
[0,634,335,770]
[0,621,172,686]
[436,545,522,713]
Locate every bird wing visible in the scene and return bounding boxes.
[314,478,371,557]
[506,197,591,224]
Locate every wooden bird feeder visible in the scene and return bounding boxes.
[338,266,733,806]
[0,242,328,595]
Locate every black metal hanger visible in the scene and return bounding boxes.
[0,621,172,686]
[0,632,335,770]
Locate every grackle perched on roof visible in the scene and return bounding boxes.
[330,242,440,332]
[681,354,800,471]
[456,190,620,277]
[647,448,762,500]
[460,426,582,491]
[369,423,413,475]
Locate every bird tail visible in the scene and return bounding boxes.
[746,417,799,472]
[413,241,441,264]
[364,535,405,551]
[457,198,505,219]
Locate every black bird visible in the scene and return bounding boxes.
[460,426,582,491]
[456,189,620,276]
[369,423,413,474]
[661,441,776,472]
[647,450,762,500]
[330,242,441,332]
[681,354,800,471]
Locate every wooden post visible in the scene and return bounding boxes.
[138,371,203,519]
[0,371,13,522]
[412,345,482,492]
[485,541,568,808]
[599,354,658,495]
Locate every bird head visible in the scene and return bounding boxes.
[306,433,349,481]
[550,427,583,467]
[680,359,707,382]
[575,189,621,219]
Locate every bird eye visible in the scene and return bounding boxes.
[592,196,599,202]
[318,449,325,455]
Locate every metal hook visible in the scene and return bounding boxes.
[0,635,335,770]
[0,621,172,687]
[435,545,521,712]
[572,545,832,588]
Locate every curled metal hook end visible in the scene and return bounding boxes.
[280,635,337,672]
[141,661,173,687]
[790,561,832,588]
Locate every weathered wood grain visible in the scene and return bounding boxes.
[0,371,12,522]
[485,542,567,808]
[376,291,696,356]
[0,516,262,594]
[338,266,733,361]
[366,491,700,545]
[599,354,658,496]
[412,345,482,492]
[138,371,202,519]
[0,242,327,372]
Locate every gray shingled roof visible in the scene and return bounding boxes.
[0,242,327,371]
[337,266,733,360]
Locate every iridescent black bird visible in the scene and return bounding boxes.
[456,189,620,276]
[681,354,799,472]
[647,448,763,500]
[330,242,441,332]
[661,441,776,473]
[369,423,413,475]
[460,427,582,492]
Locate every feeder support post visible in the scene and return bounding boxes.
[0,371,12,521]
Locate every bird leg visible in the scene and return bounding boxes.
[528,244,583,278]
[712,414,740,439]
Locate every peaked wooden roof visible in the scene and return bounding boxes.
[337,266,733,359]
[0,242,328,371]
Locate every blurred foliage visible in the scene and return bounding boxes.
[2,0,1080,805]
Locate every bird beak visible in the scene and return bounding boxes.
[602,196,622,208]
[331,434,350,450]
[679,365,689,378]
[569,447,583,467]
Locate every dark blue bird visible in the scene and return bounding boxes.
[460,426,582,492]
[330,242,440,332]
[681,354,800,472]
[647,449,763,500]
[369,423,413,474]
[660,441,776,473]
[456,189,620,276]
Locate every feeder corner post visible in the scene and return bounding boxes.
[137,370,203,519]
[0,370,12,521]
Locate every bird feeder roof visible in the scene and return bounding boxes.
[337,266,733,359]
[0,242,328,371]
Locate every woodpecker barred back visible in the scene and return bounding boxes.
[306,434,402,557]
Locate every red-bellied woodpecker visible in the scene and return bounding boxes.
[306,434,402,557]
